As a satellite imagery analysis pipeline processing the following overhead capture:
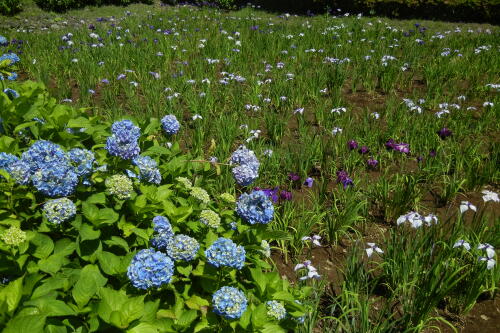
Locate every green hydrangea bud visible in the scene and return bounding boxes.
[176,177,192,189]
[200,210,221,229]
[190,187,210,204]
[105,174,133,200]
[220,193,235,203]
[1,226,27,246]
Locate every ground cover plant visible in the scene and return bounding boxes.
[1,1,499,332]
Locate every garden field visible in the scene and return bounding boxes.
[0,1,499,332]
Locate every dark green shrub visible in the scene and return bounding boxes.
[0,0,22,16]
[34,0,154,12]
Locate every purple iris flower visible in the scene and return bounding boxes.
[347,140,358,150]
[367,158,378,168]
[336,170,354,188]
[437,128,452,139]
[429,149,437,157]
[304,177,314,188]
[359,146,369,154]
[288,173,300,181]
[251,25,259,31]
[280,190,292,201]
[88,24,96,30]
[254,187,279,203]
[386,139,410,154]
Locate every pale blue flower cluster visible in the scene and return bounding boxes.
[69,148,95,183]
[127,248,174,290]
[0,36,7,46]
[32,165,78,197]
[212,286,248,319]
[7,160,30,185]
[106,120,141,159]
[151,216,174,250]
[166,234,200,261]
[43,198,76,224]
[205,237,246,269]
[230,146,260,186]
[236,190,274,225]
[22,140,69,173]
[0,152,18,172]
[161,115,180,135]
[132,155,161,184]
[266,300,287,320]
[0,53,20,81]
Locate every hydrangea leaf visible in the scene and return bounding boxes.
[72,264,107,308]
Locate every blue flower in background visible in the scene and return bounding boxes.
[0,152,19,172]
[212,286,247,319]
[151,216,174,250]
[7,160,30,185]
[0,36,8,46]
[166,234,199,261]
[106,120,141,160]
[43,198,76,224]
[132,155,161,184]
[236,190,274,225]
[205,237,246,269]
[232,164,258,186]
[0,53,20,65]
[69,148,95,178]
[161,114,180,135]
[32,163,78,197]
[266,300,287,320]
[127,248,174,290]
[21,140,69,174]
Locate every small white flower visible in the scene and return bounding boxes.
[478,243,495,259]
[294,108,304,115]
[365,243,384,258]
[166,142,172,149]
[479,256,496,270]
[397,212,423,228]
[371,112,380,119]
[302,235,321,247]
[483,101,494,107]
[192,114,202,120]
[331,127,343,135]
[423,214,438,226]
[71,58,78,63]
[482,190,499,202]
[460,201,477,213]
[453,240,471,251]
[263,149,273,157]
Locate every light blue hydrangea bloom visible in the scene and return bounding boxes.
[43,198,76,224]
[212,286,248,319]
[127,248,174,290]
[0,36,8,46]
[266,300,287,320]
[32,164,78,197]
[132,155,161,184]
[161,114,180,135]
[106,120,141,160]
[69,148,95,178]
[7,160,30,185]
[236,190,274,225]
[0,53,20,65]
[151,216,174,250]
[205,237,246,269]
[166,234,199,261]
[0,152,18,172]
[232,164,258,186]
[230,145,259,171]
[3,88,19,99]
[21,140,69,173]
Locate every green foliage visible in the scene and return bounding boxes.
[0,81,308,332]
[0,0,22,16]
[34,0,154,12]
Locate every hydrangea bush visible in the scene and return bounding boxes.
[0,81,309,332]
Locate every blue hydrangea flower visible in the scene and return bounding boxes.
[0,53,20,66]
[212,286,248,319]
[232,164,258,186]
[161,115,180,135]
[205,238,246,269]
[132,155,161,184]
[230,145,259,171]
[21,140,69,173]
[0,36,8,46]
[6,72,17,81]
[151,216,174,250]
[266,300,287,320]
[69,148,95,178]
[127,248,174,290]
[6,160,30,185]
[0,152,18,172]
[106,120,141,160]
[3,88,19,100]
[166,234,199,261]
[32,164,78,197]
[236,190,274,225]
[43,198,76,224]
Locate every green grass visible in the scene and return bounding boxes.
[1,2,499,331]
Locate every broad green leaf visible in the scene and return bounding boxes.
[120,295,145,326]
[251,303,268,329]
[30,232,54,259]
[97,251,124,275]
[38,254,66,275]
[31,277,67,299]
[262,323,286,333]
[0,276,24,315]
[24,297,76,317]
[86,192,106,204]
[79,223,101,241]
[185,295,209,310]
[176,309,197,328]
[97,288,128,323]
[4,314,46,333]
[249,268,267,295]
[72,264,107,308]
[127,322,158,333]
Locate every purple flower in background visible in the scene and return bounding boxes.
[304,177,314,188]
[280,190,292,201]
[429,149,437,157]
[336,170,354,188]
[101,78,109,84]
[255,187,280,203]
[367,158,378,168]
[251,25,259,31]
[347,140,358,150]
[88,24,95,30]
[359,146,369,154]
[437,127,452,139]
[386,139,410,154]
[288,172,300,182]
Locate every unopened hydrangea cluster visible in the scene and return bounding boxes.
[200,209,221,228]
[105,174,133,200]
[190,186,210,204]
[43,198,77,224]
[230,145,260,186]
[1,226,26,246]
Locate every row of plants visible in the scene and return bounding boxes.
[0,66,311,332]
